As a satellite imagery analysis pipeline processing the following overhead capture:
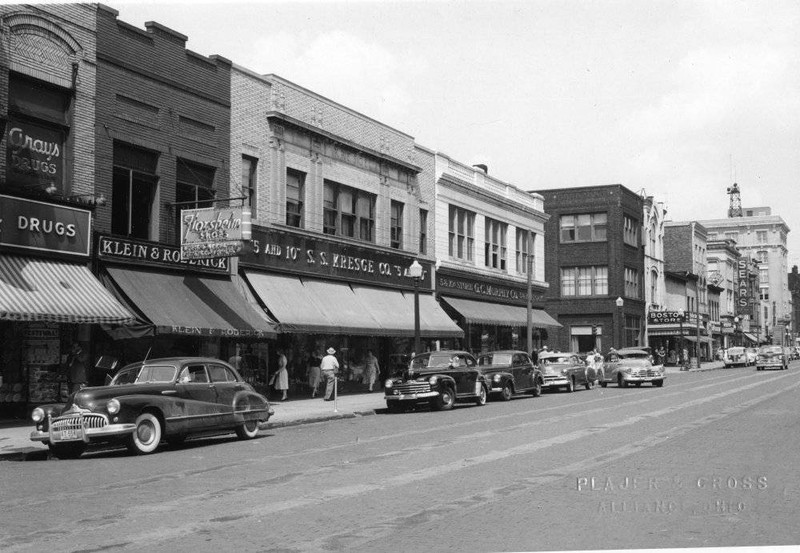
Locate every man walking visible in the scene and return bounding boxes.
[321,347,340,401]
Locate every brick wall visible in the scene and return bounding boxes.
[94,5,231,243]
[664,224,694,273]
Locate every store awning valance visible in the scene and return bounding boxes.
[684,335,712,343]
[743,332,758,343]
[441,296,561,328]
[243,271,463,338]
[104,267,276,339]
[0,254,134,324]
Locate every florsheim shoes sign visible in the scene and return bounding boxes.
[179,207,251,261]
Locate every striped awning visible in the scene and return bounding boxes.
[0,254,134,324]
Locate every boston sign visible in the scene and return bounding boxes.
[647,310,687,325]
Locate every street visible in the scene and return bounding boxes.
[2,364,799,552]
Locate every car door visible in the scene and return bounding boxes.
[604,353,620,381]
[570,355,587,384]
[207,363,241,425]
[176,363,219,426]
[450,353,476,395]
[513,353,534,390]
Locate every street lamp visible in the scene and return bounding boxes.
[733,316,740,347]
[615,296,624,349]
[408,260,424,356]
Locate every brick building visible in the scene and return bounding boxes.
[535,184,645,353]
[0,4,132,415]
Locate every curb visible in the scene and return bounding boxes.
[262,409,380,429]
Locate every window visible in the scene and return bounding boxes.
[624,315,641,347]
[286,168,305,228]
[176,158,216,241]
[391,201,404,249]
[650,269,658,303]
[624,216,639,247]
[448,205,475,261]
[516,230,533,274]
[561,266,608,296]
[242,156,257,219]
[484,218,507,270]
[649,222,657,254]
[111,142,159,239]
[756,250,768,263]
[419,209,428,254]
[624,267,640,298]
[322,180,375,242]
[560,213,607,243]
[756,230,768,244]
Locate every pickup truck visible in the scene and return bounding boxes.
[475,350,543,400]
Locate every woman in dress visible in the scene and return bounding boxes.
[272,349,289,401]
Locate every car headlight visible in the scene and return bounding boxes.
[384,379,393,388]
[623,367,632,374]
[429,376,439,385]
[107,398,121,415]
[493,374,502,382]
[31,407,45,423]
[561,368,568,376]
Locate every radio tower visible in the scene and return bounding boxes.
[727,183,742,217]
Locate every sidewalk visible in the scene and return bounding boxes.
[0,391,387,461]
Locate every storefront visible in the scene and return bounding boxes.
[647,310,712,364]
[435,267,560,355]
[95,234,277,393]
[0,196,134,417]
[239,227,463,390]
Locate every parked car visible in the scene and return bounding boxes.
[30,357,273,458]
[756,345,789,371]
[745,347,758,365]
[723,346,752,368]
[600,348,665,388]
[538,351,591,392]
[792,347,800,361]
[475,350,543,400]
[384,350,489,412]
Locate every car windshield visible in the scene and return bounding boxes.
[541,356,571,365]
[411,353,452,370]
[619,351,649,360]
[478,353,512,366]
[759,346,783,355]
[727,347,745,355]
[111,364,178,385]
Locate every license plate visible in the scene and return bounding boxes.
[59,429,81,441]
[399,393,418,400]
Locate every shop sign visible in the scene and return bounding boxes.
[436,270,544,306]
[0,195,90,256]
[240,227,432,289]
[736,259,753,317]
[5,118,64,191]
[647,310,687,325]
[180,206,249,260]
[165,325,270,339]
[98,235,229,273]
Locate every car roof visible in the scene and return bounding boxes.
[122,357,232,368]
[539,351,577,358]
[616,349,649,355]
[478,350,526,355]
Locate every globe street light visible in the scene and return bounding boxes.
[408,260,424,356]
[615,296,624,349]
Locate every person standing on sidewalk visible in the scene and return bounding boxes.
[307,350,322,398]
[321,347,340,401]
[66,342,88,394]
[363,350,380,392]
[270,349,289,401]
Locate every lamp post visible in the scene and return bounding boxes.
[733,316,740,347]
[408,260,423,356]
[615,296,624,349]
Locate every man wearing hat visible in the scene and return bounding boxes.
[320,347,340,401]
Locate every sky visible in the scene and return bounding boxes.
[104,0,800,266]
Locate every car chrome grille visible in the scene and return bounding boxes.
[395,382,431,394]
[51,413,108,431]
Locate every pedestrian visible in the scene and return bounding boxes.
[363,349,380,392]
[320,346,340,401]
[307,350,322,398]
[66,342,88,394]
[270,349,289,401]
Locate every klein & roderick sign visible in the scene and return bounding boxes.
[98,235,229,272]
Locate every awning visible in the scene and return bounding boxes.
[104,267,276,338]
[244,271,463,338]
[0,254,134,324]
[743,332,758,343]
[684,335,712,343]
[440,296,561,328]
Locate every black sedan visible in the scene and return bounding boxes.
[30,357,273,458]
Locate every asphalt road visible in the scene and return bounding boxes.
[1,363,799,553]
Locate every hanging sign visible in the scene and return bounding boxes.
[180,207,249,260]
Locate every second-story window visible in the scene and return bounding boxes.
[322,180,375,242]
[176,159,215,241]
[561,266,608,296]
[448,205,475,262]
[286,168,305,228]
[624,267,640,298]
[516,229,533,274]
[560,213,607,243]
[241,156,257,219]
[624,215,639,246]
[485,217,507,271]
[111,142,159,240]
[390,201,404,249]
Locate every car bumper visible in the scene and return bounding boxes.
[757,362,784,369]
[621,374,664,382]
[30,423,137,444]
[385,391,439,402]
[542,378,568,388]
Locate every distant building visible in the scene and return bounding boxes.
[642,194,667,347]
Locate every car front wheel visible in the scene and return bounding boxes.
[531,380,542,397]
[500,383,513,401]
[475,385,488,406]
[432,387,455,411]
[128,412,162,455]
